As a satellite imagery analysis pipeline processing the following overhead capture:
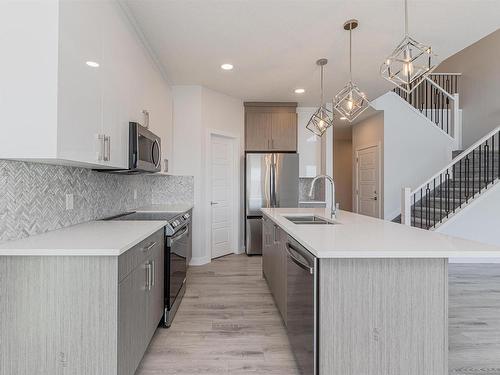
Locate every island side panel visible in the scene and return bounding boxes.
[319,258,448,375]
[0,256,118,375]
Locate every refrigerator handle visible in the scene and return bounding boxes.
[270,160,277,207]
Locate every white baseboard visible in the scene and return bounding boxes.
[189,255,211,266]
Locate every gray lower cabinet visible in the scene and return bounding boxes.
[118,230,164,375]
[118,232,164,375]
[262,217,287,323]
[0,228,164,375]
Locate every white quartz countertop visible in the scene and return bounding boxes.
[0,221,168,256]
[261,207,500,258]
[135,203,193,213]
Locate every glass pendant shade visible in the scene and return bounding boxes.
[333,81,369,122]
[306,58,333,137]
[333,19,370,122]
[306,105,334,137]
[380,0,436,94]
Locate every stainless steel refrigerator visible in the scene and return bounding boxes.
[245,153,299,255]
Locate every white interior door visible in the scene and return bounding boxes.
[356,145,380,218]
[210,134,235,259]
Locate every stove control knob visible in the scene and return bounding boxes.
[172,221,178,228]
[184,213,190,219]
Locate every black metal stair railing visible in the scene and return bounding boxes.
[404,126,500,230]
[393,73,461,137]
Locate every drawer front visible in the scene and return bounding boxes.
[119,229,164,282]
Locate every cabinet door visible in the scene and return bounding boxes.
[57,1,104,165]
[262,218,272,282]
[271,112,297,151]
[118,261,149,375]
[276,227,287,322]
[246,111,272,151]
[100,2,135,169]
[148,243,165,338]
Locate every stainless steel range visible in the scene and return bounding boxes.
[104,209,192,327]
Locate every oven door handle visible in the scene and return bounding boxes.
[285,242,314,275]
[170,225,189,245]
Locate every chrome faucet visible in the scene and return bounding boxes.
[309,174,336,218]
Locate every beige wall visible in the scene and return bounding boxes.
[436,29,500,148]
[351,113,384,216]
[333,126,352,211]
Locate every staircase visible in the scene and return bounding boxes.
[401,126,500,230]
[394,73,461,146]
[392,73,500,230]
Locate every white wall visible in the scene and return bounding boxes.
[297,107,322,177]
[436,182,500,263]
[371,92,455,220]
[171,86,204,263]
[172,86,244,265]
[201,87,245,254]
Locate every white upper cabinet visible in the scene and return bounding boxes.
[297,108,323,177]
[0,1,172,170]
[57,1,104,166]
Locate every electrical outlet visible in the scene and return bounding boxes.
[65,194,74,210]
[133,189,137,200]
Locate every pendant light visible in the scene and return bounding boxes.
[333,19,370,123]
[380,0,437,93]
[306,58,334,137]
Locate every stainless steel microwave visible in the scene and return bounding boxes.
[128,122,161,173]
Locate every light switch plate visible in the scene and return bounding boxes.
[65,194,74,210]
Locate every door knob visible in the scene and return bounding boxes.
[211,201,219,205]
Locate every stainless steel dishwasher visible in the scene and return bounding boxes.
[285,236,317,375]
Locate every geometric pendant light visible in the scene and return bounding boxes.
[333,19,370,122]
[380,0,437,94]
[306,58,334,137]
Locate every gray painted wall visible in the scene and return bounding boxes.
[436,29,500,148]
[0,160,193,243]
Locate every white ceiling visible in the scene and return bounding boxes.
[124,0,499,106]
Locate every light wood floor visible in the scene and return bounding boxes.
[137,254,299,375]
[137,255,500,375]
[449,264,500,375]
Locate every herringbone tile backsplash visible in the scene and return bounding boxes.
[0,160,193,243]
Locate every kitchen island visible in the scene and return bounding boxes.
[261,207,500,375]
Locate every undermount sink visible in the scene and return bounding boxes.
[284,215,336,225]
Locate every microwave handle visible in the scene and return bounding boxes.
[153,139,161,168]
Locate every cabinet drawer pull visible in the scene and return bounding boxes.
[145,262,152,290]
[143,241,157,252]
[151,260,155,287]
[104,135,111,161]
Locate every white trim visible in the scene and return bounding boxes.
[205,129,241,261]
[116,1,172,85]
[189,255,212,266]
[354,143,382,218]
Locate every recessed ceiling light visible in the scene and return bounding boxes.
[221,63,233,70]
[294,88,305,94]
[86,61,99,68]
[340,116,347,120]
